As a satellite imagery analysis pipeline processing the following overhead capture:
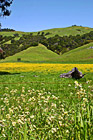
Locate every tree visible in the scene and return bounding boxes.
[0,0,13,16]
[37,32,40,35]
[0,22,1,31]
[41,32,44,36]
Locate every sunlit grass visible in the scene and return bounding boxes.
[0,63,92,139]
[0,81,92,139]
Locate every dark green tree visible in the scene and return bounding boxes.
[0,0,13,16]
[0,22,1,31]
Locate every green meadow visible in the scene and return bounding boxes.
[0,69,93,139]
[0,26,93,139]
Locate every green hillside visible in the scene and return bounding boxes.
[0,26,93,37]
[0,26,93,63]
[0,31,26,36]
[40,26,93,37]
[1,44,58,62]
[1,43,93,63]
[51,42,93,63]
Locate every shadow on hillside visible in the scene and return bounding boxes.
[0,71,20,75]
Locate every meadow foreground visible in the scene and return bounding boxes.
[0,63,93,140]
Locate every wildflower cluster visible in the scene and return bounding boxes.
[0,87,71,139]
[0,63,93,73]
[0,81,92,140]
[73,81,93,140]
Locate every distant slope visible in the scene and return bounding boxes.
[0,26,93,37]
[51,42,93,63]
[41,26,93,37]
[0,31,27,36]
[1,44,58,62]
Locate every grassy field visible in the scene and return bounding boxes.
[0,63,93,139]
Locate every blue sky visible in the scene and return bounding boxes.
[0,0,93,32]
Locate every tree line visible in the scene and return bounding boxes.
[40,31,93,54]
[0,31,93,59]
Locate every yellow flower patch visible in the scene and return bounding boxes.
[0,63,93,73]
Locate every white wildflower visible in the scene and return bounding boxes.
[17,119,24,124]
[51,128,57,133]
[66,130,69,134]
[59,121,62,126]
[6,114,10,119]
[51,103,56,108]
[74,81,79,86]
[12,121,16,126]
[83,98,88,102]
[30,115,34,119]
[64,112,68,115]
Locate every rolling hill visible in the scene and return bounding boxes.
[1,43,93,63]
[0,26,93,63]
[1,44,58,62]
[38,26,93,37]
[0,26,93,37]
[50,42,93,63]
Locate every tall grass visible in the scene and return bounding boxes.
[0,70,92,139]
